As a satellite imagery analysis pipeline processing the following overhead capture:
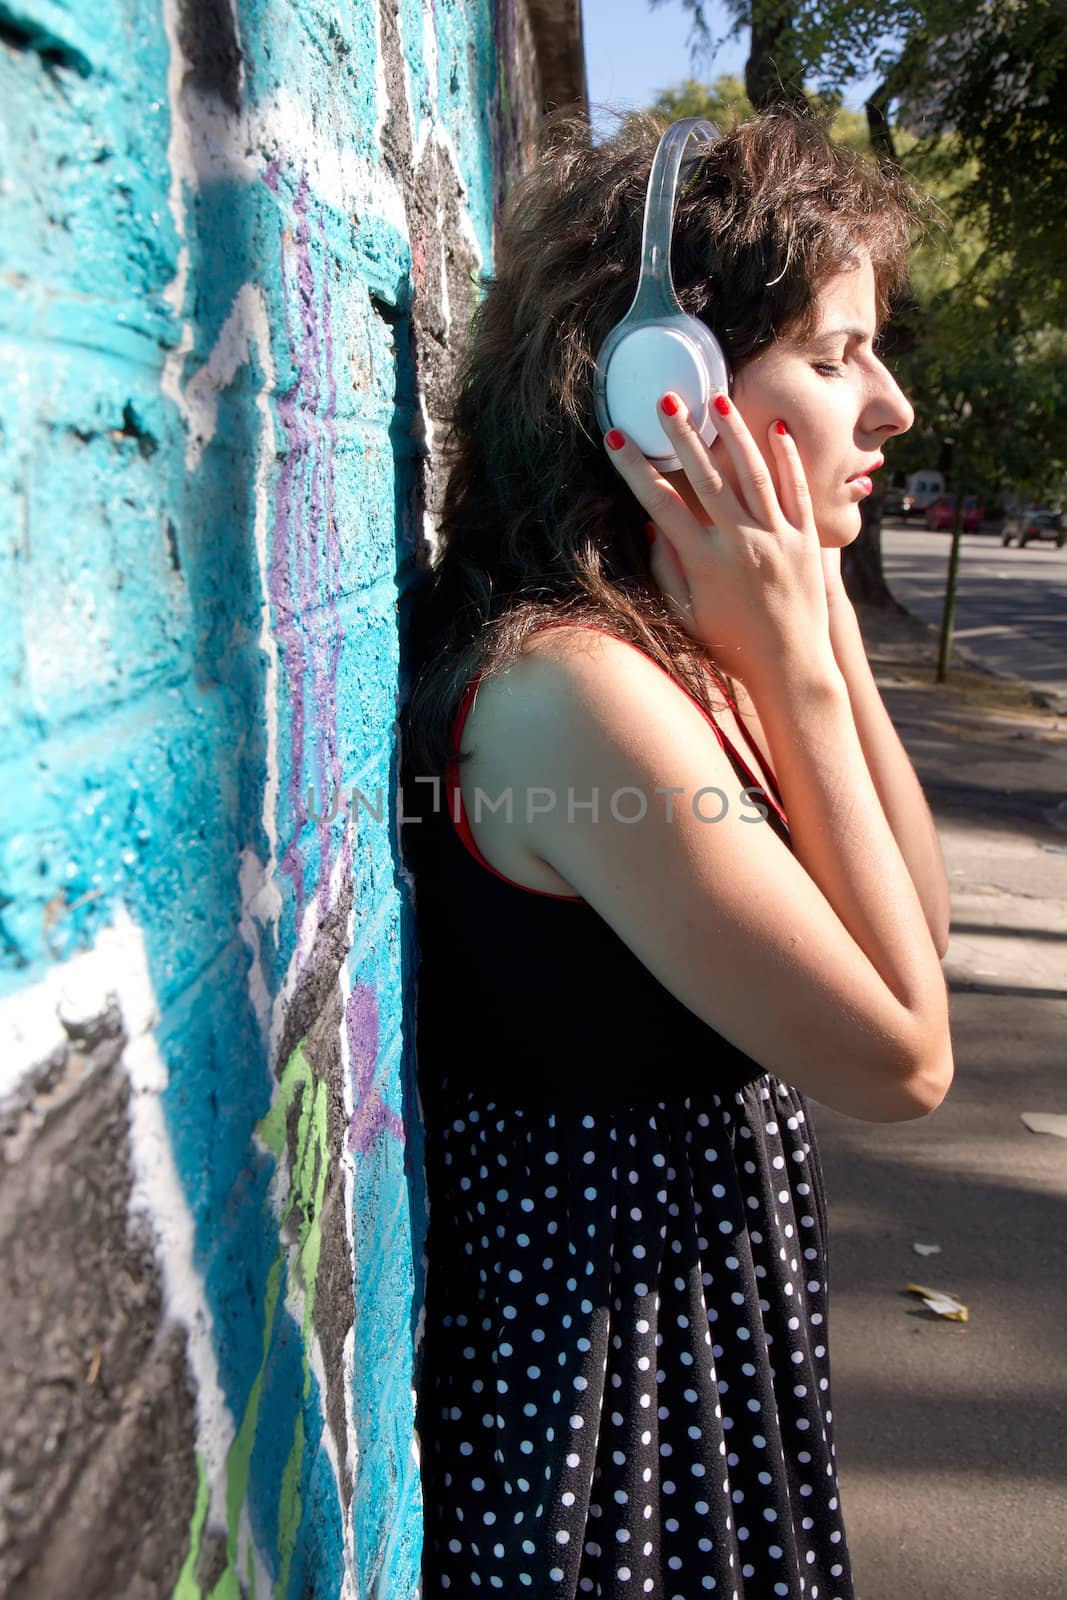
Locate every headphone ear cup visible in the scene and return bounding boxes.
[601,317,730,465]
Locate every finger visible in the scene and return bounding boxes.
[653,396,748,532]
[604,428,712,553]
[691,391,782,528]
[766,420,817,535]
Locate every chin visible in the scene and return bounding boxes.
[817,508,863,548]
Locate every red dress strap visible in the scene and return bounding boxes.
[443,621,790,899]
[710,672,786,813]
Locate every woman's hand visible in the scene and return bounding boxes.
[650,487,851,630]
[605,392,836,689]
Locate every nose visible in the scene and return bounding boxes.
[865,358,914,439]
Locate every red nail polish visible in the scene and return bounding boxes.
[645,521,657,544]
[713,394,730,418]
[660,393,679,416]
[775,419,788,436]
[606,429,625,451]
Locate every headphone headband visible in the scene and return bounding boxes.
[628,119,721,324]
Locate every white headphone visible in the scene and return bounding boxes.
[593,119,730,473]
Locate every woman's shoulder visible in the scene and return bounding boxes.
[507,619,739,738]
[452,620,729,896]
[517,618,634,662]
[474,620,685,728]
[461,620,734,798]
[512,617,696,686]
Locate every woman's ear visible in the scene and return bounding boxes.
[646,524,692,624]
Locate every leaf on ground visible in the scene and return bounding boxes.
[1020,1112,1067,1138]
[905,1283,968,1321]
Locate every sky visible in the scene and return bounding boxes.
[580,0,884,138]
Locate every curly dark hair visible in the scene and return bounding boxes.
[401,103,922,782]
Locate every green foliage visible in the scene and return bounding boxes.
[648,74,753,127]
[648,74,870,149]
[892,292,1067,506]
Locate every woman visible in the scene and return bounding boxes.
[401,106,953,1600]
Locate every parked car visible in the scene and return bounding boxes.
[926,495,984,532]
[900,470,945,519]
[1001,507,1066,547]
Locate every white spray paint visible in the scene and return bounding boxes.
[182,282,283,984]
[0,908,270,1590]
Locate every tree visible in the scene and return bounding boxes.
[667,0,1067,317]
[647,74,754,126]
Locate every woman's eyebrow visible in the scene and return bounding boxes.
[809,325,872,348]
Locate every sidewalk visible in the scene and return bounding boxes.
[814,603,1067,1600]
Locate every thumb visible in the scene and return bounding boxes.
[647,522,692,619]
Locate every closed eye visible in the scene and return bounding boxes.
[813,360,845,376]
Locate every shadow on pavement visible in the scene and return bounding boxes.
[812,602,1067,1600]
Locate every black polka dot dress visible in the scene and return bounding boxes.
[405,625,856,1600]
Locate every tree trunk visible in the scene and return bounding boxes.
[745,0,808,111]
[865,87,900,168]
[841,485,906,609]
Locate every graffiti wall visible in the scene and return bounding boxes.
[0,1,584,1595]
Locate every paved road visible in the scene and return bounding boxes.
[812,667,1067,1600]
[880,522,1067,712]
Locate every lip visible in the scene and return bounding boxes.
[847,457,884,483]
[849,475,874,497]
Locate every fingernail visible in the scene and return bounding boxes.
[660,393,680,417]
[605,429,626,451]
[645,521,657,544]
[713,394,730,418]
[775,419,789,436]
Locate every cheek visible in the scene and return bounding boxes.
[790,430,832,495]
[793,415,847,494]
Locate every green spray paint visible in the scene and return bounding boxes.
[171,1041,332,1600]
[174,1454,210,1600]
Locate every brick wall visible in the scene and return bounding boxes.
[0,1,584,1594]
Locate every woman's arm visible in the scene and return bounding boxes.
[822,587,951,957]
[731,565,951,960]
